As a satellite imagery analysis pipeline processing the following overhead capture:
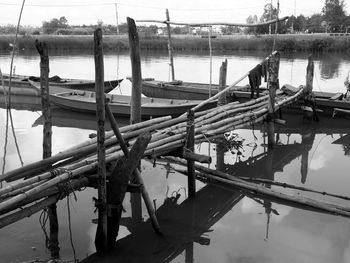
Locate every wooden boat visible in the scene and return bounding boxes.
[50,90,216,118]
[141,79,249,100]
[141,79,350,117]
[0,73,123,96]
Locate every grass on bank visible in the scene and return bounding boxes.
[1,33,350,52]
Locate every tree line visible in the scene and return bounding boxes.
[0,0,348,36]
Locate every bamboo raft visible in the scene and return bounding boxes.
[2,82,350,229]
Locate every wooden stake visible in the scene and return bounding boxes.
[218,59,228,107]
[186,109,196,198]
[93,28,108,253]
[35,40,60,259]
[127,17,144,223]
[107,133,151,249]
[127,17,142,124]
[267,52,280,148]
[105,103,161,233]
[166,9,175,81]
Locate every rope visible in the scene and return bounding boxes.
[67,195,77,262]
[39,208,50,249]
[1,0,25,176]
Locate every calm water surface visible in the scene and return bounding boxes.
[0,50,350,263]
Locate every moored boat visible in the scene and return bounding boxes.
[0,73,123,96]
[141,79,350,117]
[50,90,216,118]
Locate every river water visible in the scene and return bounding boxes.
[0,50,350,263]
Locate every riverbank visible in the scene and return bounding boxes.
[1,33,350,52]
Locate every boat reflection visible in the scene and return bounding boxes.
[32,107,131,130]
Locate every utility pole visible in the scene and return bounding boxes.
[269,0,273,35]
[115,3,119,35]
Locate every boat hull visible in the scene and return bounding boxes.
[50,91,216,118]
[0,74,122,96]
[142,80,350,117]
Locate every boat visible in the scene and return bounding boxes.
[0,73,123,96]
[140,78,250,100]
[49,90,216,118]
[141,79,350,117]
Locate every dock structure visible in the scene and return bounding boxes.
[2,17,350,260]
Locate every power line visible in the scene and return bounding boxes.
[0,1,265,12]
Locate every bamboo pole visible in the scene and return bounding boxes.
[0,178,91,229]
[93,27,108,253]
[187,51,278,113]
[127,17,142,124]
[165,9,175,81]
[137,16,289,27]
[165,157,350,218]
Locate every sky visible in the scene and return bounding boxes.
[0,0,349,27]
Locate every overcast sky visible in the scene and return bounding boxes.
[0,0,349,27]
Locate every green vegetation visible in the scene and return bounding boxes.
[1,34,350,53]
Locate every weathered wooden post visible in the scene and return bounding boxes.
[127,16,143,223]
[267,52,280,148]
[165,9,175,81]
[105,103,161,233]
[106,130,152,248]
[128,17,142,124]
[93,28,108,253]
[186,109,196,198]
[218,59,228,107]
[35,40,59,259]
[306,55,314,93]
[304,55,319,121]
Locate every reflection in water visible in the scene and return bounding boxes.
[82,182,243,263]
[318,53,342,80]
[1,51,350,262]
[332,134,350,155]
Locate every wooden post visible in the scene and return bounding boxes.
[186,109,196,198]
[127,17,142,124]
[107,133,151,249]
[127,17,143,224]
[218,59,228,107]
[93,28,108,253]
[105,103,161,233]
[166,9,175,81]
[35,40,59,259]
[306,55,314,93]
[267,52,280,148]
[304,55,319,121]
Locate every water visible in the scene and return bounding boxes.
[0,50,350,263]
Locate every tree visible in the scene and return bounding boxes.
[306,14,324,33]
[42,16,69,34]
[257,4,279,34]
[322,0,347,32]
[245,15,258,34]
